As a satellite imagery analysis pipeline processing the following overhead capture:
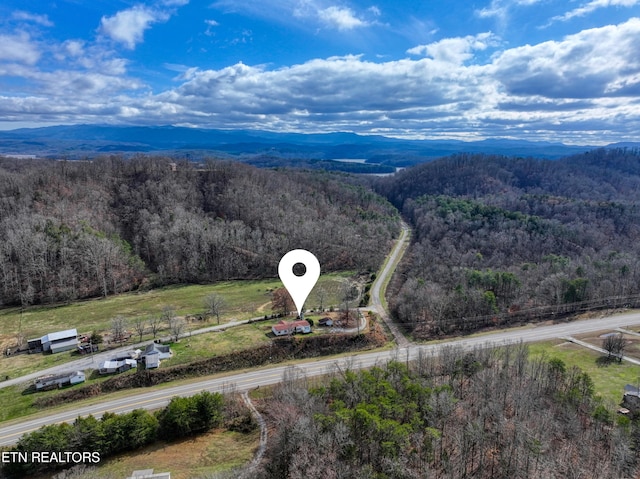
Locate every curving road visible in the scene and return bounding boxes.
[366,221,411,347]
[3,222,640,447]
[3,311,640,446]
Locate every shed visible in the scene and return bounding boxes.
[40,328,79,354]
[622,384,640,413]
[318,317,334,327]
[144,351,160,369]
[98,358,137,375]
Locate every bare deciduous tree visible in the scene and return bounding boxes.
[133,316,147,343]
[204,293,225,325]
[168,316,186,342]
[603,333,626,362]
[316,286,327,312]
[110,315,127,345]
[149,315,162,339]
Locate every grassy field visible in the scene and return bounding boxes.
[529,340,640,407]
[95,429,259,479]
[0,273,353,379]
[0,368,138,423]
[1,273,353,339]
[26,428,259,479]
[165,311,368,367]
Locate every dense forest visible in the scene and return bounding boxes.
[0,156,399,307]
[376,148,640,338]
[255,344,639,479]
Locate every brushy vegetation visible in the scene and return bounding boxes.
[0,155,399,307]
[32,318,387,409]
[256,343,640,479]
[376,149,640,338]
[0,391,250,478]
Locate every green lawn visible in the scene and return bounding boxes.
[0,368,137,423]
[1,273,352,339]
[529,340,640,407]
[165,321,273,366]
[0,273,352,380]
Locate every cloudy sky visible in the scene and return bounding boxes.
[1,0,639,144]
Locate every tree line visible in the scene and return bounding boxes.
[0,391,240,478]
[375,149,640,338]
[0,156,399,307]
[254,344,639,479]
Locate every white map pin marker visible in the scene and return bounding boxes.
[278,249,320,317]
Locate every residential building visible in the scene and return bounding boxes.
[272,319,312,335]
[35,371,85,391]
[98,358,137,375]
[292,319,311,334]
[141,343,173,369]
[272,320,293,336]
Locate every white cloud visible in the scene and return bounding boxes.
[476,0,544,31]
[493,18,640,98]
[0,32,40,64]
[215,0,374,32]
[204,19,220,36]
[100,6,169,49]
[407,33,499,64]
[317,6,368,30]
[63,40,85,58]
[477,0,507,19]
[550,0,639,23]
[11,11,54,27]
[2,15,640,143]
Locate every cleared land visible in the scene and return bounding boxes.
[529,340,640,406]
[26,428,259,479]
[0,273,353,380]
[96,429,259,479]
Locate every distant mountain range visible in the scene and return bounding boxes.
[0,124,636,169]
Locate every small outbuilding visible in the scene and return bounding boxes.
[98,358,137,375]
[141,343,173,369]
[622,384,640,414]
[28,328,79,354]
[318,317,334,327]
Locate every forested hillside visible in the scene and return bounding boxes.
[0,156,399,306]
[376,148,640,338]
[256,344,639,479]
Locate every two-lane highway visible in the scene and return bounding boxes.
[3,310,640,446]
[3,222,640,447]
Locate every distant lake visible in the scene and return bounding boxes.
[332,158,368,164]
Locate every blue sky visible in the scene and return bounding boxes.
[1,0,639,144]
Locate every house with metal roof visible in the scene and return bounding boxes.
[141,343,173,369]
[35,370,86,391]
[98,358,137,375]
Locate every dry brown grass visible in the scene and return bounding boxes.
[95,428,259,479]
